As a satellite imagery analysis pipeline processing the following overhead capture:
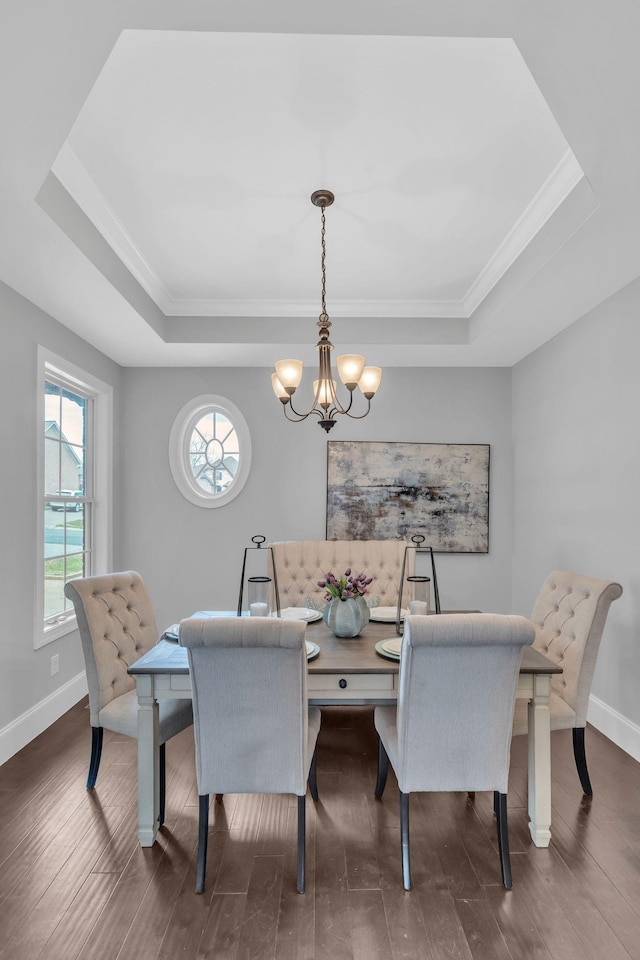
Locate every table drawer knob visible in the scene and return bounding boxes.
[339,678,348,689]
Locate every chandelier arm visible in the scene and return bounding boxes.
[285,397,323,421]
[331,400,371,420]
[328,388,354,417]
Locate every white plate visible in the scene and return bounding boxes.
[305,640,320,660]
[381,637,403,656]
[369,606,406,622]
[274,607,323,622]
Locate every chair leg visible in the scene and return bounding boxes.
[297,794,306,893]
[159,743,166,826]
[400,791,411,891]
[375,739,389,799]
[86,727,104,789]
[494,792,512,890]
[196,794,209,894]
[573,727,593,796]
[308,745,319,802]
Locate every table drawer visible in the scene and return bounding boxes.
[153,675,192,694]
[307,673,395,693]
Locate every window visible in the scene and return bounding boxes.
[37,348,112,647]
[169,395,251,507]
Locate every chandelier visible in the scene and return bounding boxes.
[271,190,382,432]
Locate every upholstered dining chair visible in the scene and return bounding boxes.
[374,613,535,891]
[179,615,321,894]
[512,570,622,796]
[64,572,193,823]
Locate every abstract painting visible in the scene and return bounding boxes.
[326,441,490,552]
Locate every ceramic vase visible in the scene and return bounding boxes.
[355,594,370,626]
[323,597,364,638]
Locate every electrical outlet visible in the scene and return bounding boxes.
[51,654,60,676]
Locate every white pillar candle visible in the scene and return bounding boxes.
[409,600,428,615]
[250,602,269,617]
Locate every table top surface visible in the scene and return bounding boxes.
[128,613,562,677]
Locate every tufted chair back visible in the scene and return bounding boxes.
[530,570,622,726]
[269,540,414,609]
[65,571,159,726]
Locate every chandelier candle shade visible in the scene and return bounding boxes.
[272,190,382,432]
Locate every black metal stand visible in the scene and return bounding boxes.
[237,535,281,617]
[396,535,441,634]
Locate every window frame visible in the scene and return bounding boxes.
[36,347,113,648]
[168,394,252,508]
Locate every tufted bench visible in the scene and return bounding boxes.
[268,540,415,610]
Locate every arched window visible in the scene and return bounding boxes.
[169,395,251,507]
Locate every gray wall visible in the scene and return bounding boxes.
[0,280,122,731]
[117,366,513,632]
[2,267,638,758]
[512,276,639,728]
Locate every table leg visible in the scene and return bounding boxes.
[527,673,552,847]
[135,675,160,846]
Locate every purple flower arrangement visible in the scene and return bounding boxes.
[318,568,373,602]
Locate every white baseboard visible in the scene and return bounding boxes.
[0,671,88,766]
[588,694,640,763]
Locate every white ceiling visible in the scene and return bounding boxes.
[1,3,639,370]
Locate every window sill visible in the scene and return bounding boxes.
[36,614,78,649]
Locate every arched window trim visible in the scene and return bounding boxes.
[168,394,251,508]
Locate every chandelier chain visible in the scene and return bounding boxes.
[320,205,327,319]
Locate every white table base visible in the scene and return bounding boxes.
[132,668,553,849]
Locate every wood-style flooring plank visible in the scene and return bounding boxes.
[114,810,200,960]
[525,830,633,960]
[23,873,120,960]
[214,794,265,894]
[454,897,514,960]
[513,847,626,960]
[197,893,246,960]
[0,793,112,948]
[235,854,284,960]
[416,883,475,960]
[485,881,554,960]
[539,806,640,960]
[0,803,129,960]
[415,792,489,900]
[313,773,352,960]
[348,888,393,960]
[73,844,166,960]
[274,797,316,960]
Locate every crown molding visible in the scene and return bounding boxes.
[52,143,175,310]
[463,149,584,315]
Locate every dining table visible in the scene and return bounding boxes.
[128,610,561,849]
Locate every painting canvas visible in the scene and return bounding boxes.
[326,441,490,553]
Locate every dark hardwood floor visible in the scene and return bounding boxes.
[1,700,640,959]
